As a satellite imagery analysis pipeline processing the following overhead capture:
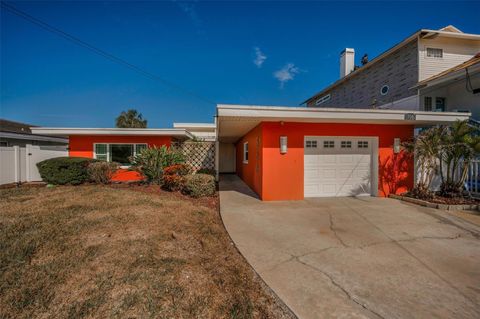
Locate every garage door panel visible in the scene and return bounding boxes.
[322,169,336,179]
[304,137,373,197]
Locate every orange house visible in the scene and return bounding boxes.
[30,128,193,182]
[216,104,469,201]
[31,105,469,199]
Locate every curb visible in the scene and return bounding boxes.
[389,194,479,212]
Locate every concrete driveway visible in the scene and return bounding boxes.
[219,175,480,319]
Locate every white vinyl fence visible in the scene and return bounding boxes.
[0,144,68,185]
[466,160,480,195]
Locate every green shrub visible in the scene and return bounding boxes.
[87,161,119,184]
[162,164,190,191]
[37,157,97,185]
[196,168,216,176]
[183,174,216,198]
[129,146,185,184]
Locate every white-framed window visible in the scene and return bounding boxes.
[426,48,443,58]
[243,142,249,164]
[341,141,352,148]
[315,94,331,106]
[94,143,147,165]
[306,140,318,148]
[358,141,369,148]
[323,141,335,148]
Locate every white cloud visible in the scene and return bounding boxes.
[175,1,204,35]
[253,47,267,68]
[273,63,300,88]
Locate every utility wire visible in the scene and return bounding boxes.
[1,1,215,105]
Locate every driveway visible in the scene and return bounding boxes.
[219,175,480,319]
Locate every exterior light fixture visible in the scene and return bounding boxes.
[393,138,401,154]
[280,136,287,154]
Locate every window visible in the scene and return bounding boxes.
[435,97,446,112]
[315,94,331,106]
[306,140,317,148]
[243,142,249,163]
[341,141,352,148]
[358,141,369,148]
[323,141,334,148]
[94,143,147,165]
[426,48,443,58]
[424,97,432,111]
[380,85,389,96]
[95,144,108,161]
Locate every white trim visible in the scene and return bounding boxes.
[217,104,470,124]
[243,142,249,164]
[93,143,147,165]
[30,127,194,139]
[173,123,216,128]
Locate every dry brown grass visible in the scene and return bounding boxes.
[0,185,294,319]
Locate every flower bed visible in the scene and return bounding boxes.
[389,193,479,211]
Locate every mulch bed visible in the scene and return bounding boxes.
[403,193,480,205]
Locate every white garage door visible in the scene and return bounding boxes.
[304,137,374,197]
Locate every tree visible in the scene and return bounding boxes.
[115,109,147,128]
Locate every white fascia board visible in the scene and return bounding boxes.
[421,29,480,40]
[217,104,471,124]
[31,127,194,139]
[173,122,216,128]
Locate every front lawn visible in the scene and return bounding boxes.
[0,185,292,319]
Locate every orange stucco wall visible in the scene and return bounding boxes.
[236,122,414,201]
[68,135,172,182]
[235,124,263,198]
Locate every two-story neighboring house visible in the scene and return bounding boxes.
[303,25,480,117]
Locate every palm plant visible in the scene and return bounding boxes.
[438,120,480,196]
[403,126,443,199]
[115,109,147,128]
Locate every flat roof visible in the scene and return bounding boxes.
[30,127,194,139]
[173,122,216,130]
[216,104,471,143]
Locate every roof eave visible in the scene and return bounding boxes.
[30,128,194,140]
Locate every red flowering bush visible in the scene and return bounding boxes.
[162,164,190,191]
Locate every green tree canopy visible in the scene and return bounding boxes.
[115,109,147,128]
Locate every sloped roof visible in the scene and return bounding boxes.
[0,118,36,134]
[302,25,480,105]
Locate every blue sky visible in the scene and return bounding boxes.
[1,1,479,128]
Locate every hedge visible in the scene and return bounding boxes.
[37,157,97,185]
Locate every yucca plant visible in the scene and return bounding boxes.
[129,146,184,184]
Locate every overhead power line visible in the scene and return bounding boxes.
[1,1,215,105]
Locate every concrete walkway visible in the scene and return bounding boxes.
[219,175,480,319]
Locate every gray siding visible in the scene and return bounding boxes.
[307,40,419,108]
